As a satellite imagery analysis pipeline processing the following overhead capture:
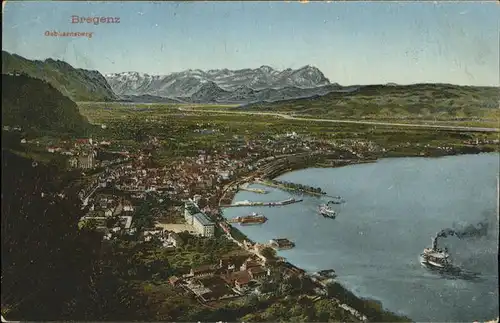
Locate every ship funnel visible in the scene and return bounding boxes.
[432,237,437,250]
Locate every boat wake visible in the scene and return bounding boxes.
[420,260,482,281]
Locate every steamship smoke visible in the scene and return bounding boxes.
[433,210,495,250]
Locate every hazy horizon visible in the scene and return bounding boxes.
[3,1,499,86]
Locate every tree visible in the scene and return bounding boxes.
[1,150,149,321]
[241,313,262,322]
[244,294,260,308]
[106,215,120,228]
[1,151,96,320]
[133,199,155,231]
[264,303,288,321]
[79,217,99,230]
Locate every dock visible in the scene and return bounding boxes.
[220,198,303,208]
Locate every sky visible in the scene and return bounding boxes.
[2,1,499,86]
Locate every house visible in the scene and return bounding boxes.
[248,267,269,280]
[76,138,90,146]
[190,265,216,277]
[69,157,78,168]
[219,258,237,271]
[218,171,230,180]
[123,204,134,212]
[167,232,183,247]
[240,258,261,271]
[143,229,163,240]
[223,270,248,285]
[282,262,306,277]
[233,271,252,291]
[169,276,181,287]
[145,228,163,234]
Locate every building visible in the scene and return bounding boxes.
[192,212,215,237]
[169,276,181,286]
[184,199,215,237]
[167,232,183,247]
[240,258,261,271]
[190,265,216,277]
[123,204,134,212]
[79,153,95,169]
[184,199,199,224]
[235,275,252,291]
[69,153,95,169]
[248,267,269,280]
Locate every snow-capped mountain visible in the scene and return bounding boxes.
[105,65,331,99]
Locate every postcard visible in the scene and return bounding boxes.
[1,1,499,322]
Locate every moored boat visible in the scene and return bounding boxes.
[327,196,345,205]
[269,238,295,250]
[281,197,303,205]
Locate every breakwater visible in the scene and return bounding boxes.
[220,197,303,208]
[238,183,268,194]
[258,179,327,196]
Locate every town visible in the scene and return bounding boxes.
[3,102,497,322]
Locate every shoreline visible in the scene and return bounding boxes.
[219,149,498,322]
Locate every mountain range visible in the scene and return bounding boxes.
[3,51,497,121]
[105,66,341,103]
[2,50,343,104]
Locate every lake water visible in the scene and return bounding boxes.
[222,153,499,322]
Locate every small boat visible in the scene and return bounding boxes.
[327,196,345,205]
[318,204,336,218]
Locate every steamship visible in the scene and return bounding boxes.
[231,212,267,225]
[419,238,452,269]
[318,204,336,218]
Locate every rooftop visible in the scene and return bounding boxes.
[193,212,214,226]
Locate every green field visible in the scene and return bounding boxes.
[77,102,498,165]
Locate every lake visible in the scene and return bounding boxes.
[221,153,499,322]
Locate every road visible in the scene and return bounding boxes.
[81,184,100,207]
[178,107,499,133]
